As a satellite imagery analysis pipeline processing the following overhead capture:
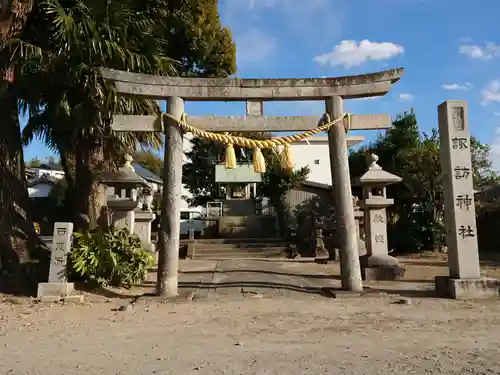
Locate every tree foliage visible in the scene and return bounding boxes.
[25,157,41,168]
[1,0,236,290]
[18,0,236,228]
[259,150,310,235]
[133,150,164,177]
[470,137,500,189]
[182,135,309,234]
[349,111,497,253]
[182,133,269,206]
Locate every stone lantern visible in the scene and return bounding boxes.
[101,154,148,234]
[355,154,405,280]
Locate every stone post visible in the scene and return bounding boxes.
[326,96,363,292]
[352,195,366,258]
[356,154,404,280]
[110,207,135,233]
[134,211,156,252]
[314,215,329,263]
[157,96,184,298]
[37,222,76,301]
[435,100,500,299]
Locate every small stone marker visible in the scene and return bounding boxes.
[48,222,73,282]
[37,222,76,300]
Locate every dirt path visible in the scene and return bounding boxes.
[1,295,499,375]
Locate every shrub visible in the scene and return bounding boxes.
[68,226,153,288]
[476,201,500,252]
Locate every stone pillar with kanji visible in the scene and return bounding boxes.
[356,154,405,280]
[434,100,500,299]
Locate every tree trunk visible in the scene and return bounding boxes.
[59,151,76,222]
[0,92,49,294]
[73,144,106,231]
[0,0,45,294]
[89,146,107,228]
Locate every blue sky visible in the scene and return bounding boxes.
[24,0,500,168]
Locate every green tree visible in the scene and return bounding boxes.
[183,132,268,206]
[21,0,237,229]
[135,0,236,77]
[470,137,500,189]
[21,0,173,229]
[349,112,439,252]
[349,111,496,253]
[183,136,309,235]
[133,150,164,177]
[25,157,41,168]
[2,0,236,290]
[259,151,310,236]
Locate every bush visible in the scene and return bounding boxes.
[68,226,153,288]
[477,201,500,252]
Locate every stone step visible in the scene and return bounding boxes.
[193,249,288,260]
[194,242,290,250]
[192,245,289,260]
[194,246,289,254]
[193,238,287,245]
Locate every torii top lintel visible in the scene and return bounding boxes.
[99,68,404,101]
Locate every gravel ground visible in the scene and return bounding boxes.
[1,294,499,375]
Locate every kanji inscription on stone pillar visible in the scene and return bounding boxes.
[438,100,480,279]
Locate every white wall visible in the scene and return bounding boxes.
[290,139,332,186]
[34,169,65,180]
[28,183,54,198]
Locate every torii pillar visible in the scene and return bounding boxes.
[326,96,363,291]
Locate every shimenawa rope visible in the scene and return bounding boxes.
[162,112,351,173]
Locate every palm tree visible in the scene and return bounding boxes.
[0,0,50,292]
[21,0,176,228]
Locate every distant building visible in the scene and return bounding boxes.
[290,136,363,186]
[27,175,60,199]
[26,163,65,182]
[26,162,166,200]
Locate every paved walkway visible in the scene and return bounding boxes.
[136,259,441,300]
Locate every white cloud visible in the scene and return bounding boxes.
[314,40,404,68]
[459,42,500,60]
[399,93,414,102]
[494,112,500,116]
[356,96,381,101]
[234,28,277,70]
[246,0,278,9]
[481,80,500,106]
[441,82,473,91]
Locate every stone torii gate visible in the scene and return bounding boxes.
[100,68,404,297]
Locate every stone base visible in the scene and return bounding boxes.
[314,247,329,263]
[37,282,75,300]
[362,266,406,281]
[435,276,500,299]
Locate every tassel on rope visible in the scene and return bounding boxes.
[253,147,266,173]
[224,142,237,169]
[343,113,351,132]
[280,143,294,171]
